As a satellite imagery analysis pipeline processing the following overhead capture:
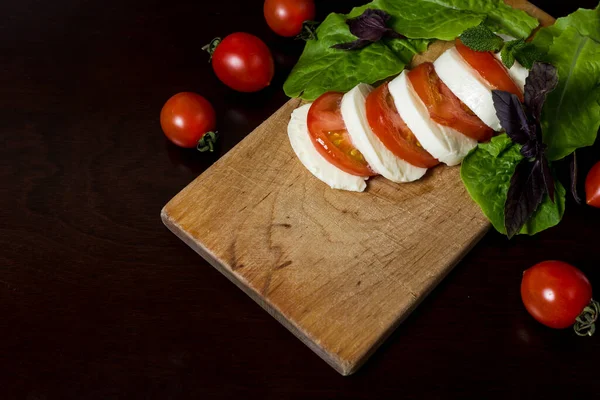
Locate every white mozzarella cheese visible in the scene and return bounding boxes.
[434,47,503,131]
[496,33,516,42]
[287,104,368,192]
[340,83,428,183]
[494,53,529,92]
[388,71,477,167]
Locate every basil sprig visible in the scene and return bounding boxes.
[492,63,559,238]
[459,24,543,69]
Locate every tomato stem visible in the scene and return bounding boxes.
[202,38,222,62]
[574,299,599,337]
[296,21,319,41]
[197,131,218,153]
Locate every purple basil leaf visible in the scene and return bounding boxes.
[520,141,538,159]
[520,120,545,159]
[347,9,405,42]
[569,151,583,205]
[504,158,547,238]
[331,39,372,50]
[524,62,558,121]
[540,156,555,203]
[348,9,389,41]
[332,9,405,51]
[492,90,532,146]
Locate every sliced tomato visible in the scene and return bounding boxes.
[455,39,523,102]
[365,83,439,168]
[408,62,494,142]
[307,92,375,176]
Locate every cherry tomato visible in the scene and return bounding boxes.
[211,33,274,93]
[408,62,494,142]
[160,92,216,149]
[264,0,315,37]
[455,39,523,102]
[585,161,600,208]
[365,82,439,168]
[521,261,592,329]
[307,92,375,176]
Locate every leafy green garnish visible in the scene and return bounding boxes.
[461,135,566,236]
[458,25,542,69]
[532,6,600,161]
[500,39,519,68]
[331,9,405,51]
[459,25,504,52]
[491,63,558,238]
[456,24,542,69]
[500,39,543,69]
[460,6,600,237]
[513,42,544,69]
[532,6,600,53]
[283,12,429,101]
[348,0,538,40]
[284,0,539,101]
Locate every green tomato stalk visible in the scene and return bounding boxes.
[197,131,218,153]
[574,299,600,337]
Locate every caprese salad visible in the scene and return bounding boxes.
[288,39,529,192]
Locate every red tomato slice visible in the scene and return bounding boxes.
[365,83,439,168]
[455,39,524,102]
[307,92,375,176]
[408,62,494,142]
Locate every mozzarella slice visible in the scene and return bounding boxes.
[340,83,428,183]
[494,53,529,92]
[287,104,368,192]
[434,47,502,131]
[496,33,516,42]
[388,71,477,167]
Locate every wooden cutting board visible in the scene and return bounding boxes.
[162,1,554,376]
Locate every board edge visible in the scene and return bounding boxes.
[160,206,357,376]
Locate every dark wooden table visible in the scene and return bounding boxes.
[3,0,599,398]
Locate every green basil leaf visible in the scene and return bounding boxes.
[459,24,505,52]
[513,43,544,69]
[461,135,566,236]
[501,39,524,68]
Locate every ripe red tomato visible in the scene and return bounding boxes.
[264,0,316,37]
[521,261,592,329]
[160,92,216,149]
[365,82,439,168]
[211,33,274,93]
[307,92,375,176]
[455,39,523,102]
[408,62,494,142]
[585,161,600,208]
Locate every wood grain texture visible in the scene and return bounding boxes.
[162,0,555,375]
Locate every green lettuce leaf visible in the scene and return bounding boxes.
[533,6,600,52]
[284,0,539,100]
[283,12,427,100]
[460,135,566,236]
[532,7,600,160]
[348,0,538,40]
